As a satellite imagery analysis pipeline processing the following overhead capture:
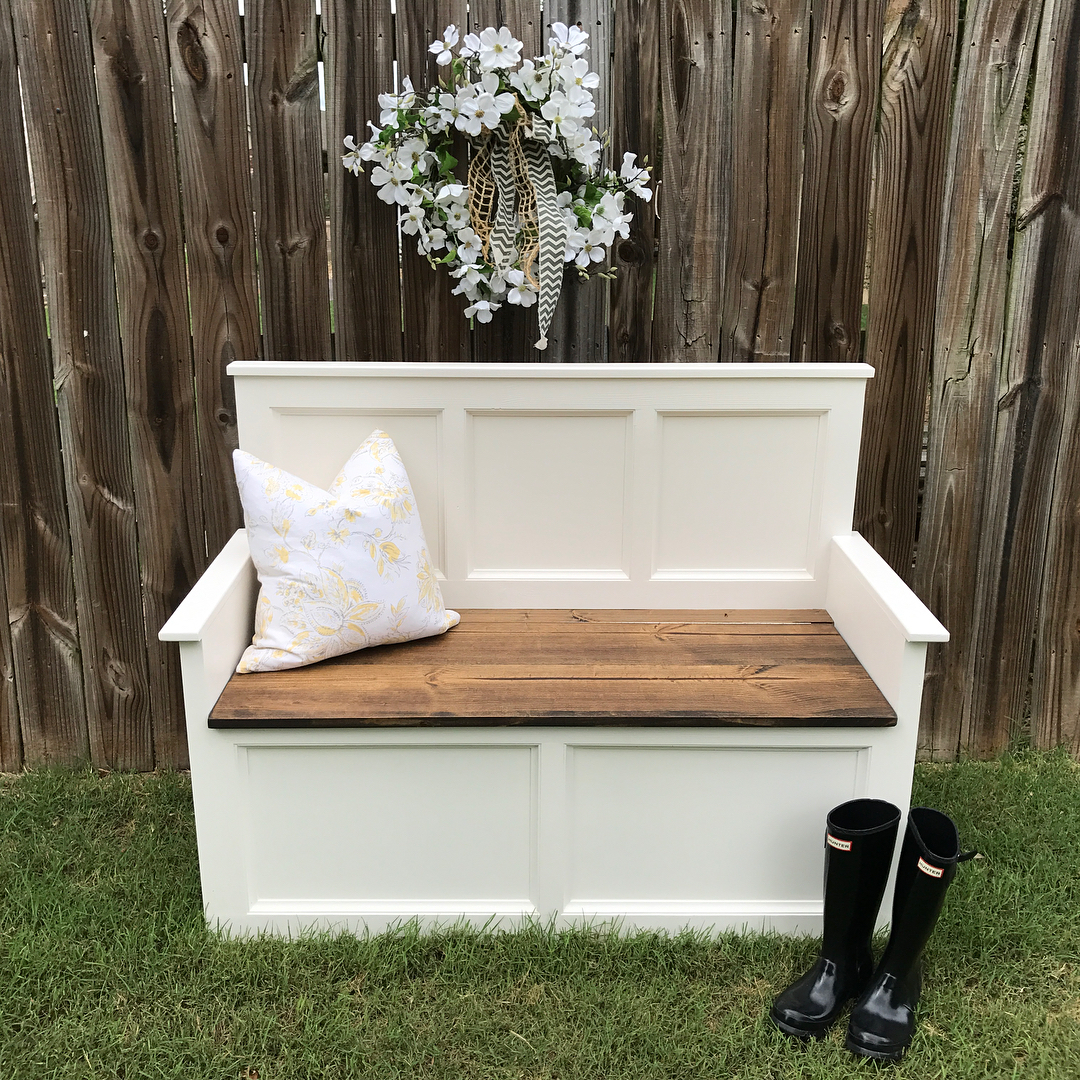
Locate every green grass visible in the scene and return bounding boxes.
[1,753,1078,1079]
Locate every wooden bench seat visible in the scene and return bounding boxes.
[210,609,896,727]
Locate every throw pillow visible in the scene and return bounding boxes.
[233,430,459,672]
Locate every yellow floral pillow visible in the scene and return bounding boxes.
[233,430,459,672]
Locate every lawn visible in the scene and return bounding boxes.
[1,753,1078,1079]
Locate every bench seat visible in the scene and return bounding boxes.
[209,609,896,727]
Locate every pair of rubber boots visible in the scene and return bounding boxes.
[770,799,974,1061]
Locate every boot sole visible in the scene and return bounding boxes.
[769,1007,836,1040]
[845,1033,908,1061]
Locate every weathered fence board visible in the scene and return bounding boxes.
[325,0,402,360]
[722,0,810,362]
[652,0,729,363]
[855,0,958,576]
[0,0,85,773]
[396,0,471,363]
[246,0,331,360]
[609,0,659,363]
[546,0,611,363]
[168,0,262,557]
[469,0,542,361]
[792,0,881,364]
[14,0,151,767]
[89,0,207,768]
[913,0,1041,759]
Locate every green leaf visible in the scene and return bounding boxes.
[438,149,459,177]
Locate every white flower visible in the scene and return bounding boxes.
[540,91,581,138]
[429,24,459,66]
[444,202,470,230]
[358,139,384,163]
[342,135,362,176]
[397,136,433,174]
[465,299,500,323]
[371,165,414,206]
[456,227,483,263]
[505,269,537,307]
[401,203,426,235]
[566,128,602,169]
[565,227,587,262]
[620,151,653,201]
[460,85,509,135]
[377,78,415,128]
[480,73,516,114]
[419,226,447,254]
[565,82,596,117]
[458,32,482,59]
[575,228,608,268]
[436,183,467,204]
[549,21,589,56]
[478,26,523,70]
[560,57,600,91]
[509,58,551,101]
[591,192,632,244]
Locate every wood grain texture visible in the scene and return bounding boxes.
[912,0,1040,759]
[89,0,207,768]
[396,0,471,362]
[210,609,895,725]
[0,0,85,770]
[722,0,810,362]
[653,0,729,362]
[324,0,402,360]
[791,0,881,364]
[609,0,659,363]
[469,0,541,361]
[855,0,958,575]
[168,0,262,557]
[990,0,1080,755]
[246,0,331,360]
[14,0,151,767]
[546,0,611,363]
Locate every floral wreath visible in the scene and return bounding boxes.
[343,22,653,351]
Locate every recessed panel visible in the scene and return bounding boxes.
[567,747,861,902]
[469,412,629,574]
[244,745,535,903]
[267,409,442,571]
[656,412,822,573]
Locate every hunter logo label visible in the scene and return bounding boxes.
[918,857,944,878]
[826,834,852,851]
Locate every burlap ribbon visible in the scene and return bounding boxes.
[467,111,566,350]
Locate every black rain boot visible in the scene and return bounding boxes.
[769,798,901,1038]
[845,807,975,1061]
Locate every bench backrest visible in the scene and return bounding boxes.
[229,362,873,609]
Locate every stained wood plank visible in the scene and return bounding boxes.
[324,0,402,360]
[246,0,331,360]
[547,0,611,363]
[912,0,1040,759]
[210,609,894,726]
[652,0,729,362]
[722,0,810,362]
[89,0,207,768]
[609,0,659,363]
[469,0,542,361]
[168,0,262,557]
[855,0,959,576]
[0,0,85,770]
[791,0,881,363]
[396,0,471,362]
[991,0,1080,756]
[14,0,151,767]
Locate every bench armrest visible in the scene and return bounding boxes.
[826,533,947,713]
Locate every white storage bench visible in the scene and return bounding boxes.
[160,362,947,937]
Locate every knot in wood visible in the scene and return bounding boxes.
[143,229,159,251]
[177,20,208,86]
[215,225,231,246]
[827,319,849,346]
[618,238,644,265]
[824,70,851,116]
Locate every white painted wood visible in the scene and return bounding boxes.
[159,362,948,938]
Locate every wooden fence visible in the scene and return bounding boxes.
[0,0,1076,771]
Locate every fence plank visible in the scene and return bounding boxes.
[0,560,18,771]
[0,0,86,771]
[791,0,881,363]
[653,0,729,363]
[609,0,659,363]
[168,0,262,557]
[855,0,958,576]
[89,0,208,768]
[722,0,809,362]
[912,0,1040,759]
[14,0,151,767]
[546,0,611,363]
[246,0,331,360]
[325,0,402,360]
[997,0,1080,755]
[469,0,542,361]
[396,0,471,362]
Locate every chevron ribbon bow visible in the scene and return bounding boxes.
[467,112,567,351]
